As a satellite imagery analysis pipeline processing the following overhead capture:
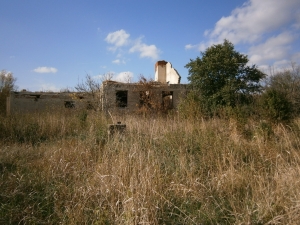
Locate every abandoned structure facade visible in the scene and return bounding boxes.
[100,60,187,113]
[100,82,188,113]
[7,61,188,115]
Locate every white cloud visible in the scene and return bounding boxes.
[112,59,126,64]
[273,60,292,69]
[207,0,300,45]
[112,59,121,64]
[292,52,300,62]
[186,0,300,70]
[185,44,196,50]
[114,71,133,83]
[129,38,160,60]
[33,67,57,73]
[105,29,130,51]
[105,30,161,60]
[27,82,60,92]
[293,13,300,29]
[40,84,60,92]
[248,32,295,65]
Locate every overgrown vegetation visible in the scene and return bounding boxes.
[264,63,300,119]
[134,75,173,115]
[1,40,300,224]
[1,108,300,224]
[185,40,265,117]
[0,70,17,115]
[184,40,300,125]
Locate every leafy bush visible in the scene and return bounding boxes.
[266,64,300,116]
[260,89,293,123]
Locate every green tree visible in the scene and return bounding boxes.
[185,40,265,115]
[0,70,17,114]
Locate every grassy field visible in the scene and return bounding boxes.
[1,110,300,224]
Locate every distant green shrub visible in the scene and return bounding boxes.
[260,89,293,123]
[266,65,300,116]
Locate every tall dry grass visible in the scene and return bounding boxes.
[1,110,300,224]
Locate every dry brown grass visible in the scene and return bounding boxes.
[1,110,300,224]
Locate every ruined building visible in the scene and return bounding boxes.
[100,60,188,113]
[7,61,188,115]
[7,91,94,115]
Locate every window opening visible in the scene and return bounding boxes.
[162,91,173,109]
[64,101,75,108]
[30,94,41,102]
[116,90,128,107]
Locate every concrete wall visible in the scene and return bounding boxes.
[8,91,94,115]
[166,62,181,84]
[155,60,181,84]
[155,60,167,83]
[100,81,188,113]
[8,84,188,115]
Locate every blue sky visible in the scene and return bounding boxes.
[1,0,300,91]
